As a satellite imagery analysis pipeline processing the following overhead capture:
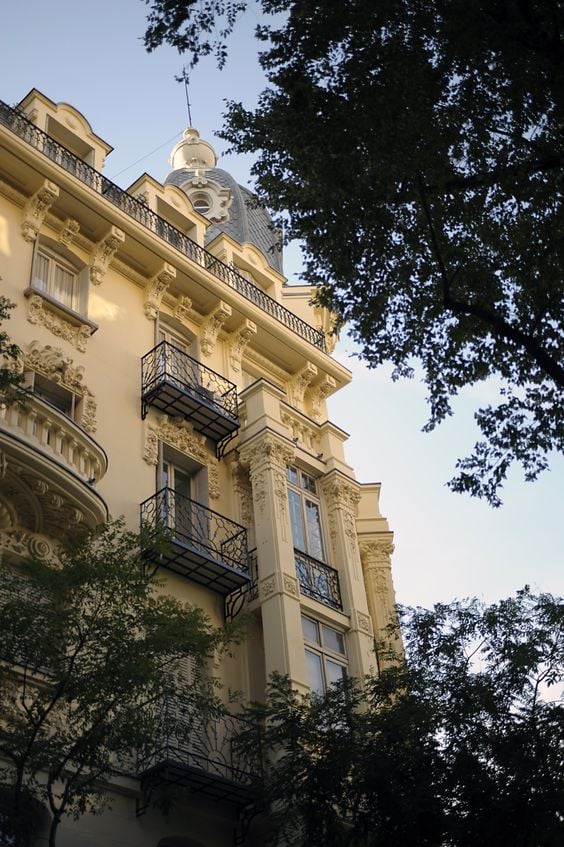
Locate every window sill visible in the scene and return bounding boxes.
[24,286,98,333]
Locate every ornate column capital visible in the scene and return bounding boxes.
[359,536,395,571]
[238,431,296,474]
[320,473,362,513]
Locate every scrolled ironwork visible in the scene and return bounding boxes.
[294,548,343,610]
[0,100,327,352]
[141,487,249,576]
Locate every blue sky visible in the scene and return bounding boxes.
[2,0,562,608]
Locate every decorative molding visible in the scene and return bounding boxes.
[231,460,254,540]
[228,319,257,372]
[173,295,193,323]
[238,433,295,520]
[307,374,337,423]
[288,362,318,408]
[59,218,80,247]
[352,609,373,636]
[0,529,54,561]
[144,263,176,320]
[21,180,59,242]
[200,301,232,356]
[282,573,299,597]
[26,295,93,353]
[320,474,362,513]
[143,414,219,499]
[24,342,97,433]
[259,575,276,600]
[280,409,321,454]
[359,538,395,570]
[90,226,125,285]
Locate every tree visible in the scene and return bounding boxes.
[0,293,23,394]
[143,0,564,505]
[237,589,563,846]
[0,520,237,847]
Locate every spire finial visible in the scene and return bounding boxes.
[182,67,193,127]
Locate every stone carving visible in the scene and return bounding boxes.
[27,295,93,353]
[228,319,257,372]
[59,218,80,247]
[144,263,176,320]
[359,538,395,569]
[288,362,318,408]
[307,374,337,423]
[143,414,219,499]
[200,301,232,356]
[239,433,295,519]
[174,295,193,323]
[259,576,276,600]
[90,226,125,285]
[21,180,59,242]
[0,529,52,561]
[24,342,97,433]
[321,475,362,513]
[231,460,254,536]
[321,473,362,574]
[280,410,321,453]
[283,573,299,597]
[356,611,373,634]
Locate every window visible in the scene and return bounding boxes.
[32,247,82,313]
[24,372,80,422]
[302,615,347,695]
[287,466,325,561]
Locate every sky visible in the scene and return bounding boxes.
[1,0,562,609]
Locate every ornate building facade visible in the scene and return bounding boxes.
[0,90,399,847]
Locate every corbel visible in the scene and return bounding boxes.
[307,374,337,422]
[228,319,257,372]
[144,262,176,320]
[21,179,59,242]
[200,301,232,356]
[173,295,193,323]
[288,362,318,408]
[59,218,80,247]
[90,226,125,285]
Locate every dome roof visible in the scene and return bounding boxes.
[166,131,283,274]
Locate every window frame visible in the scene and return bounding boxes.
[286,465,326,562]
[32,245,83,314]
[301,614,348,696]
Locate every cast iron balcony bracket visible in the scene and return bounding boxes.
[294,548,343,610]
[140,487,250,594]
[141,341,239,451]
[0,101,327,353]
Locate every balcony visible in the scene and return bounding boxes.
[137,706,261,814]
[141,341,239,452]
[0,100,327,353]
[140,487,250,594]
[295,549,343,610]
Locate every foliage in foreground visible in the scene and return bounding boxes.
[238,588,564,846]
[143,0,564,505]
[0,520,238,847]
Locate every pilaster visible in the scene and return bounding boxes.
[358,534,402,667]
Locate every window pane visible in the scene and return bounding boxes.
[301,472,317,494]
[286,466,299,486]
[305,649,325,695]
[33,252,49,291]
[321,625,345,656]
[301,616,319,644]
[288,488,306,551]
[305,499,324,560]
[325,658,347,688]
[52,262,77,310]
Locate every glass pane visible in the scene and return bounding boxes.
[173,468,192,498]
[305,499,324,560]
[286,466,299,486]
[288,488,306,551]
[305,649,325,695]
[301,616,319,644]
[325,658,347,688]
[321,625,345,656]
[301,472,317,494]
[33,252,49,291]
[53,262,77,309]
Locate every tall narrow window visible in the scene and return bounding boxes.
[32,247,81,312]
[301,615,347,695]
[287,466,325,561]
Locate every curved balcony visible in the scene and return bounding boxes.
[0,392,108,529]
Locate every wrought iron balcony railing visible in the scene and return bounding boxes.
[141,341,239,451]
[141,487,250,594]
[0,101,327,352]
[137,704,262,814]
[295,549,343,610]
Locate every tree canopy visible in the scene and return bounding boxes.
[238,588,564,847]
[0,520,236,847]
[143,0,564,505]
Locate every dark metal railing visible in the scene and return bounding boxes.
[248,548,259,602]
[294,549,342,610]
[141,340,239,425]
[0,100,327,352]
[137,703,262,798]
[141,487,249,576]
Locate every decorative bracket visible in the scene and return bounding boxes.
[144,262,176,320]
[200,300,232,356]
[173,295,193,323]
[21,179,59,242]
[228,319,257,372]
[288,362,318,408]
[307,374,337,422]
[90,226,125,285]
[59,218,80,247]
